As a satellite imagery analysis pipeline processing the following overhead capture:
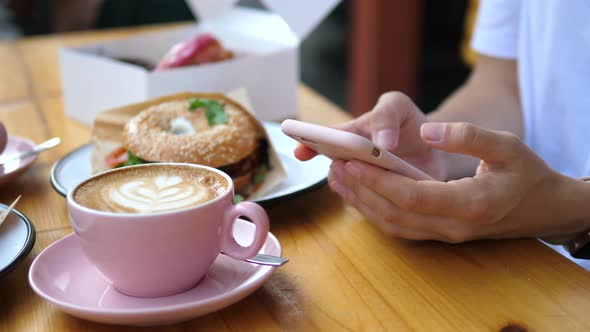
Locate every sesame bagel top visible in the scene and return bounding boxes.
[121,98,259,167]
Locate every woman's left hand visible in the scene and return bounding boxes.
[329,122,590,243]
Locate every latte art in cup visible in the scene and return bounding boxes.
[108,175,209,213]
[74,165,228,213]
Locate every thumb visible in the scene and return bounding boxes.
[368,92,415,150]
[420,122,523,163]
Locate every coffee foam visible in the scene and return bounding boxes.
[74,165,229,213]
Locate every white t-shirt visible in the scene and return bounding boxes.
[472,0,590,177]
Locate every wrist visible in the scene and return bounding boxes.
[561,176,590,231]
[542,175,590,245]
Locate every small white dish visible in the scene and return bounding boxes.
[0,203,35,278]
[0,135,37,187]
[50,122,331,203]
[29,219,282,326]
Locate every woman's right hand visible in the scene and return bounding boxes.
[295,92,449,181]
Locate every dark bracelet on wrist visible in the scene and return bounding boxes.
[566,230,590,259]
[566,177,590,259]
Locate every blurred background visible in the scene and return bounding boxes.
[0,0,475,115]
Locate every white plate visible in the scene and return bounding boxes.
[50,122,331,204]
[0,204,35,278]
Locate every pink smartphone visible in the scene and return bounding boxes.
[281,119,435,181]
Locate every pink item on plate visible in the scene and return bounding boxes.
[0,123,8,154]
[0,135,36,187]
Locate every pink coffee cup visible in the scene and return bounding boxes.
[67,163,269,298]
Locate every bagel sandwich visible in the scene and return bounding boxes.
[103,95,268,197]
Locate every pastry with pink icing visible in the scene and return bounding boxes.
[155,33,234,71]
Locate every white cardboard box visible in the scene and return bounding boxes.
[60,0,341,126]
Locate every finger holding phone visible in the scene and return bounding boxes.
[294,92,449,181]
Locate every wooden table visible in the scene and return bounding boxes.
[1,25,590,332]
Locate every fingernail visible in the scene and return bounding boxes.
[374,129,397,149]
[330,163,344,179]
[329,179,348,197]
[421,123,444,142]
[345,162,361,178]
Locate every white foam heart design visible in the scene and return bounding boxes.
[108,175,209,213]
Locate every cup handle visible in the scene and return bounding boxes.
[221,201,270,260]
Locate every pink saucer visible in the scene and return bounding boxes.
[28,219,282,326]
[0,136,36,187]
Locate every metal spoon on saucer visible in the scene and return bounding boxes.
[0,137,61,166]
[221,251,289,266]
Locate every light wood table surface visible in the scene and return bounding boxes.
[1,25,590,332]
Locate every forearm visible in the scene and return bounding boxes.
[427,56,522,179]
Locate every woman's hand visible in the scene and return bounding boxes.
[295,92,448,181]
[328,122,590,243]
